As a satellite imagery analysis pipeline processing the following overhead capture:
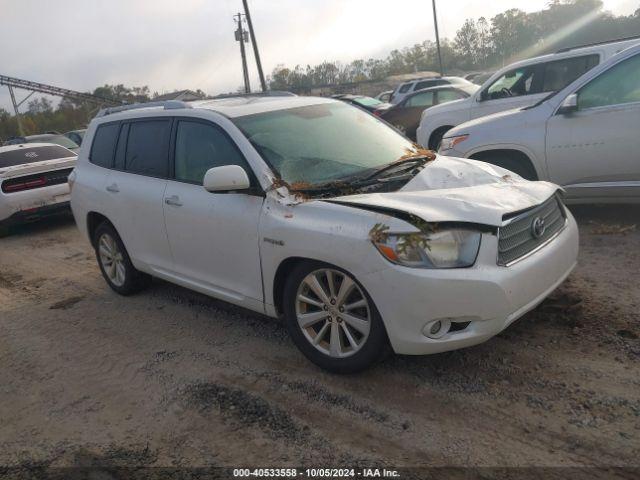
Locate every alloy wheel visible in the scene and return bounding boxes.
[98,233,126,287]
[295,268,371,358]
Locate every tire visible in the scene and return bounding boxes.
[282,261,389,373]
[472,151,538,181]
[428,126,451,151]
[93,222,151,295]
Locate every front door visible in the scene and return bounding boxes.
[546,53,640,200]
[162,119,264,305]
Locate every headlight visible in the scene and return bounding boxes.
[373,229,481,268]
[440,134,469,151]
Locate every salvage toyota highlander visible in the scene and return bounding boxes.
[69,96,579,373]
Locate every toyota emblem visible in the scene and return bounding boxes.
[531,217,546,239]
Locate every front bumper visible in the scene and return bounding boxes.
[361,211,579,355]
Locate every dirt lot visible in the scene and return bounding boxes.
[0,205,638,476]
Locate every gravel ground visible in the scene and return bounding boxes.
[0,205,638,476]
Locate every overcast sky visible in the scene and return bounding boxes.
[0,0,637,111]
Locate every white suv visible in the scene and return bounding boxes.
[70,96,578,372]
[439,43,640,203]
[416,37,640,150]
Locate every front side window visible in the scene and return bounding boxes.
[405,91,435,108]
[90,123,119,168]
[436,89,465,104]
[541,54,599,92]
[398,83,412,94]
[233,102,419,185]
[578,53,640,109]
[484,66,537,100]
[124,120,171,177]
[174,121,250,184]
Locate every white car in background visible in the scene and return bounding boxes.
[439,43,640,203]
[70,96,578,373]
[417,37,640,150]
[0,143,76,235]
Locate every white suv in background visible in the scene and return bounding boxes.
[416,37,640,150]
[439,43,640,203]
[70,96,578,372]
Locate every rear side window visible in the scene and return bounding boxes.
[541,54,599,92]
[90,123,119,168]
[414,79,447,90]
[405,91,435,107]
[124,120,171,177]
[0,145,74,168]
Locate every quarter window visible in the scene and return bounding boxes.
[174,121,249,184]
[89,123,119,168]
[578,53,640,109]
[124,120,171,177]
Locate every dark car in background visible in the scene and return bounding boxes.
[331,94,392,116]
[3,134,80,152]
[380,84,479,141]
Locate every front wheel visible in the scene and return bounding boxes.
[282,261,389,373]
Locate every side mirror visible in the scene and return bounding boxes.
[478,90,488,102]
[203,165,251,192]
[557,93,578,115]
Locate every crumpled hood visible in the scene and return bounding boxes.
[331,155,559,227]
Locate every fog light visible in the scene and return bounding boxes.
[430,321,442,335]
[423,319,451,339]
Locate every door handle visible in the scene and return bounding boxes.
[164,195,183,207]
[106,183,119,193]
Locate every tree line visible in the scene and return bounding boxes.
[268,0,640,90]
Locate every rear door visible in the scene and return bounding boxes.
[545,52,640,200]
[384,90,436,139]
[103,118,173,272]
[162,118,264,305]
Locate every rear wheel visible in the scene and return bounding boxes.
[283,261,388,373]
[93,222,151,295]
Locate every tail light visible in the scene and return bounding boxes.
[1,168,73,194]
[373,110,384,117]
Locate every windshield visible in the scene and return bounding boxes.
[233,102,421,185]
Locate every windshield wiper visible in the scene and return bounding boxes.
[360,155,432,182]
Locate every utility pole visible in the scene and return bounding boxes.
[242,0,267,92]
[7,85,24,136]
[234,13,251,93]
[432,0,444,76]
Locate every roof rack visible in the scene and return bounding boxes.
[96,100,193,118]
[211,91,296,99]
[555,35,640,53]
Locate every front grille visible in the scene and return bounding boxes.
[497,195,566,266]
[1,168,73,194]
